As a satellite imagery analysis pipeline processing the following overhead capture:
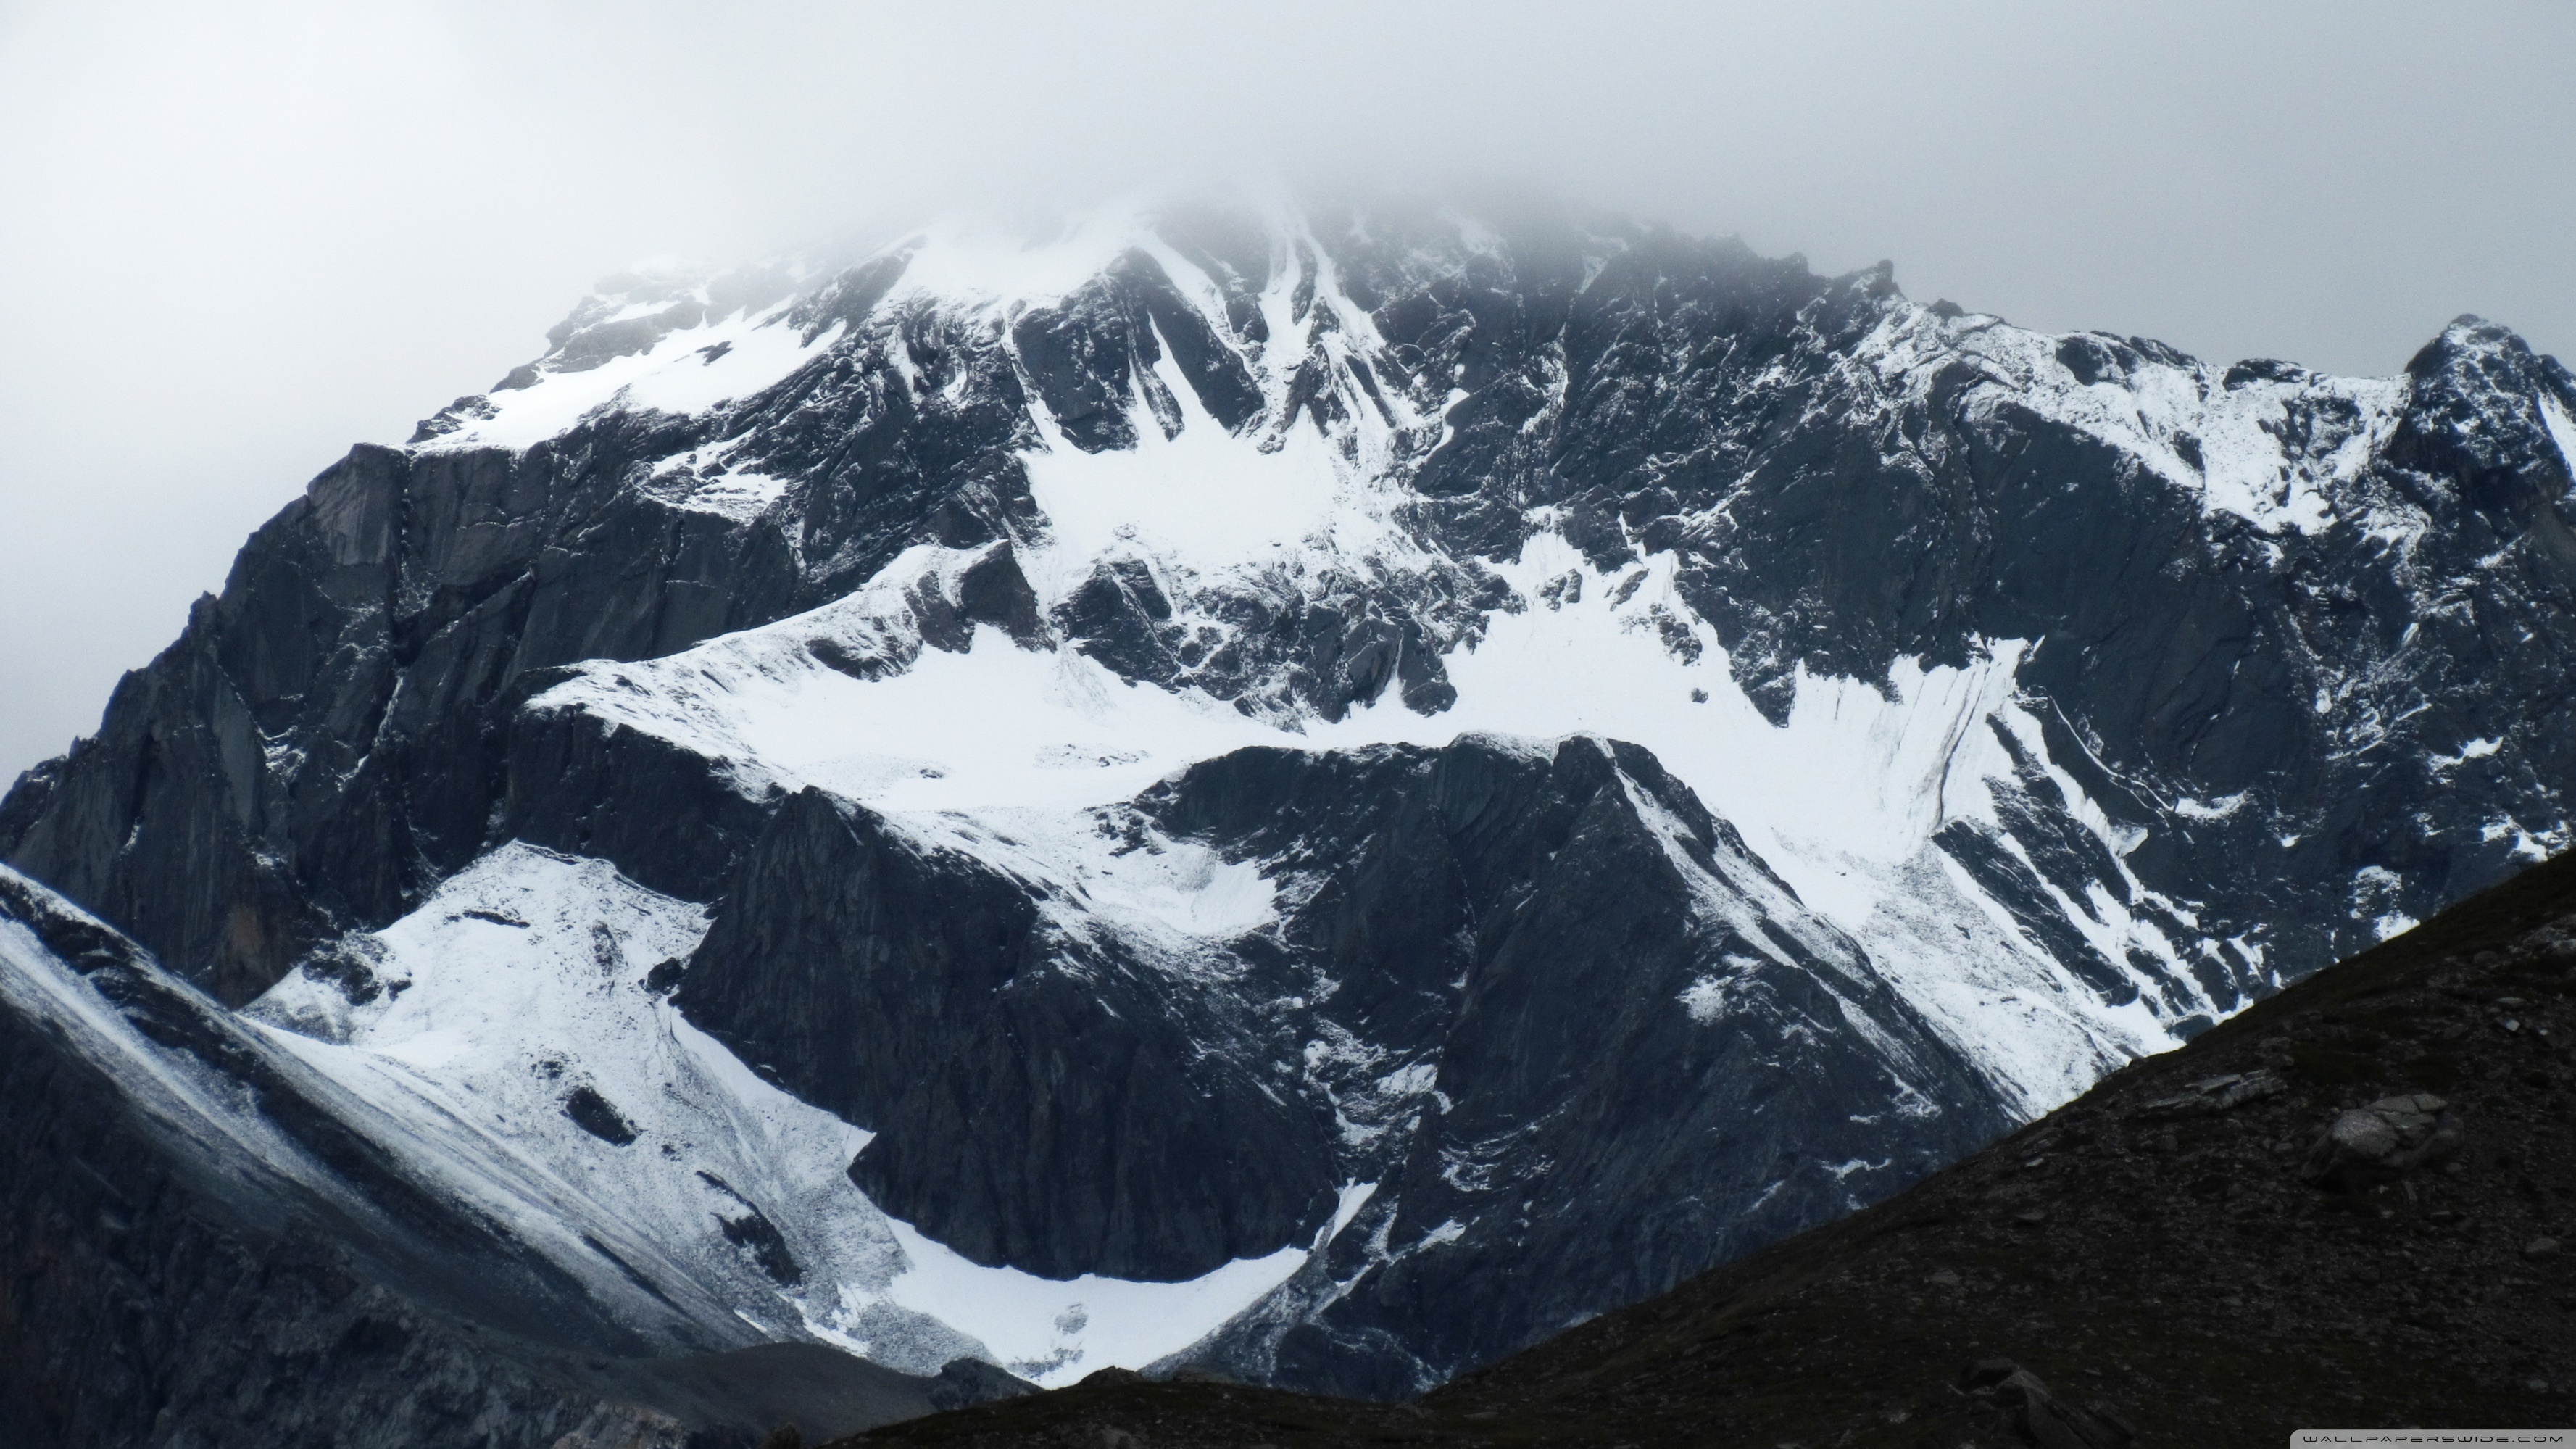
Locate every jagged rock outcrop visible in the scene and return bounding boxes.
[0,439,804,1000]
[673,734,2008,1395]
[678,784,1337,1284]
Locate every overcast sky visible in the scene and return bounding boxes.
[1,0,2569,782]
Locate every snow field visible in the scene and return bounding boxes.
[244,844,1316,1385]
[536,510,2194,1115]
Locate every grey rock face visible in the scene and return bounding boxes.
[678,735,2014,1391]
[0,439,804,1001]
[0,293,1058,1000]
[677,785,1339,1284]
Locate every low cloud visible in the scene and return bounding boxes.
[2,0,2570,779]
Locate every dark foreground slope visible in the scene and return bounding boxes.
[836,850,2576,1447]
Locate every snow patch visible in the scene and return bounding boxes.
[418,302,842,453]
[1854,304,2409,538]
[1678,974,1733,1024]
[878,1217,1305,1385]
[240,844,1311,1385]
[2541,393,2576,483]
[2430,737,2504,769]
[2172,793,2249,821]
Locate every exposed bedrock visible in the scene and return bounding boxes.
[0,1016,610,1449]
[501,698,778,905]
[1052,553,1472,723]
[1148,736,2014,1392]
[677,734,2012,1392]
[13,204,2576,1016]
[0,429,810,999]
[1011,249,1266,449]
[676,786,1334,1282]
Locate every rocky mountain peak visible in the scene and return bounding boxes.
[5,188,2575,1418]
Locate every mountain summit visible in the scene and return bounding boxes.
[4,190,2574,1437]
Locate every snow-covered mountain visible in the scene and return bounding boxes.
[6,190,2575,1427]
